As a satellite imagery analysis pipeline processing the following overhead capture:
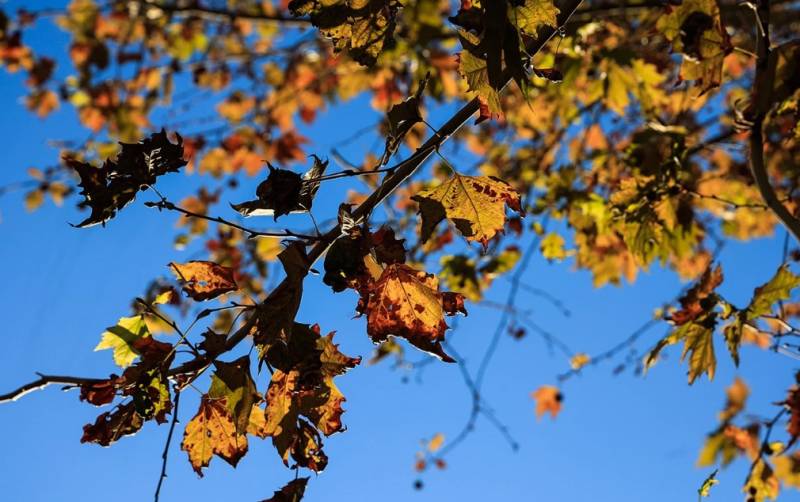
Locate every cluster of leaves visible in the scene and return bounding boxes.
[3,0,800,499]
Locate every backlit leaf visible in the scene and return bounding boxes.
[170,260,238,301]
[412,173,522,248]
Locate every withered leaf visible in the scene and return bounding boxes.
[182,396,248,477]
[252,243,310,353]
[170,260,238,301]
[81,401,144,446]
[412,173,523,248]
[231,157,328,220]
[357,263,466,362]
[381,75,427,165]
[671,265,722,325]
[260,477,309,502]
[67,129,186,227]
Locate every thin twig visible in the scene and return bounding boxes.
[154,388,181,502]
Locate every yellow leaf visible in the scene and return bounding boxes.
[181,397,248,477]
[508,0,559,38]
[413,173,522,248]
[427,433,445,452]
[94,315,151,368]
[570,353,590,370]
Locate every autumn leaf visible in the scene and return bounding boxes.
[746,265,800,319]
[457,30,502,115]
[412,172,522,248]
[743,458,780,502]
[670,265,723,325]
[209,356,260,435]
[66,129,186,227]
[697,469,719,498]
[508,0,559,38]
[260,477,309,502]
[182,396,248,477]
[297,0,401,66]
[170,260,238,301]
[719,377,749,422]
[252,243,310,352]
[81,401,144,446]
[680,320,717,384]
[357,263,466,362]
[656,0,731,93]
[94,314,151,368]
[382,76,427,165]
[531,385,562,420]
[569,353,590,370]
[231,157,328,219]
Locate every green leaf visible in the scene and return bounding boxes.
[94,315,151,368]
[747,265,800,319]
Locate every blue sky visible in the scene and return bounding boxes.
[1,3,800,502]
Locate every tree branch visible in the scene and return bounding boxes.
[140,1,311,25]
[747,0,800,243]
[0,374,104,403]
[0,0,586,406]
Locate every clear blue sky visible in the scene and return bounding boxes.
[1,3,799,501]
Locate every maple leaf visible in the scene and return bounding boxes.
[508,0,559,38]
[357,263,466,362]
[252,243,310,352]
[743,458,780,502]
[231,157,328,220]
[656,0,732,94]
[457,30,502,115]
[170,260,238,301]
[671,265,723,325]
[746,265,800,319]
[289,0,401,66]
[259,324,359,470]
[381,76,427,165]
[209,356,260,435]
[412,172,522,248]
[182,396,248,477]
[263,370,330,472]
[94,314,151,368]
[679,320,717,384]
[67,129,187,227]
[531,385,562,420]
[260,477,309,502]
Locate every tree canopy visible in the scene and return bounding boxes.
[2,0,800,500]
